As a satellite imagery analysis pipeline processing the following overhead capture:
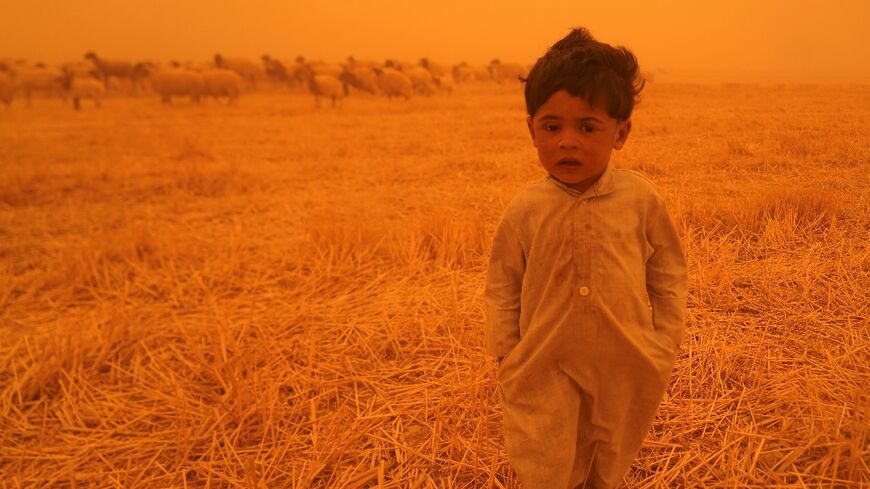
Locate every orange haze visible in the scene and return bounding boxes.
[1,0,868,82]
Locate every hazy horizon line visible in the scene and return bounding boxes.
[3,52,868,84]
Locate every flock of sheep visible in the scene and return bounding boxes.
[0,53,530,110]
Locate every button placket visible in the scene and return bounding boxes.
[574,197,592,305]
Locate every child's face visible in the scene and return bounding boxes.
[527,90,631,192]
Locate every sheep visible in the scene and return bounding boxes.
[488,59,527,84]
[452,63,475,84]
[452,62,492,83]
[201,68,244,104]
[345,56,380,70]
[261,54,294,87]
[339,65,379,95]
[0,72,13,106]
[471,64,491,82]
[434,73,455,93]
[149,66,204,104]
[59,68,105,110]
[419,57,448,78]
[84,51,138,91]
[403,66,437,96]
[384,59,416,72]
[298,64,343,107]
[310,61,343,78]
[13,65,63,106]
[214,54,264,88]
[374,67,412,100]
[287,59,345,92]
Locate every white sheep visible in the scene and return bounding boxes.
[453,62,491,83]
[309,61,344,78]
[84,51,138,91]
[384,59,416,72]
[214,54,264,88]
[299,64,343,107]
[287,58,343,83]
[201,68,244,104]
[419,57,448,77]
[404,66,437,96]
[374,67,412,100]
[488,59,527,84]
[452,63,475,84]
[59,68,105,110]
[339,65,379,95]
[434,73,455,93]
[13,64,63,106]
[149,66,204,104]
[346,56,380,69]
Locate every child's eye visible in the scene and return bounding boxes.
[544,124,560,132]
[580,124,596,133]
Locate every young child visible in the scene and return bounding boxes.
[484,27,688,489]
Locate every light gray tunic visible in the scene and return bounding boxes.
[484,166,688,489]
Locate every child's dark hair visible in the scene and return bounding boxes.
[522,27,644,120]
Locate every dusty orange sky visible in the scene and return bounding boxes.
[1,0,868,82]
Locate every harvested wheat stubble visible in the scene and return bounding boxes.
[1,84,869,487]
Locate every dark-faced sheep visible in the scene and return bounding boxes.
[261,55,293,87]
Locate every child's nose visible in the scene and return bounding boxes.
[558,134,580,150]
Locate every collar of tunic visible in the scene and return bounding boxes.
[545,165,616,200]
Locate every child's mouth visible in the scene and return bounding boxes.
[558,159,581,167]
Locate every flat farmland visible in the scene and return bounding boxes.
[1,83,868,487]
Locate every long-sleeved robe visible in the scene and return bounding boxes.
[484,166,687,489]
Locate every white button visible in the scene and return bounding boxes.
[578,286,590,296]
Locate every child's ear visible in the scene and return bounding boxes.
[527,117,536,146]
[613,119,632,150]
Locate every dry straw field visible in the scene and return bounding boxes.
[1,81,868,487]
